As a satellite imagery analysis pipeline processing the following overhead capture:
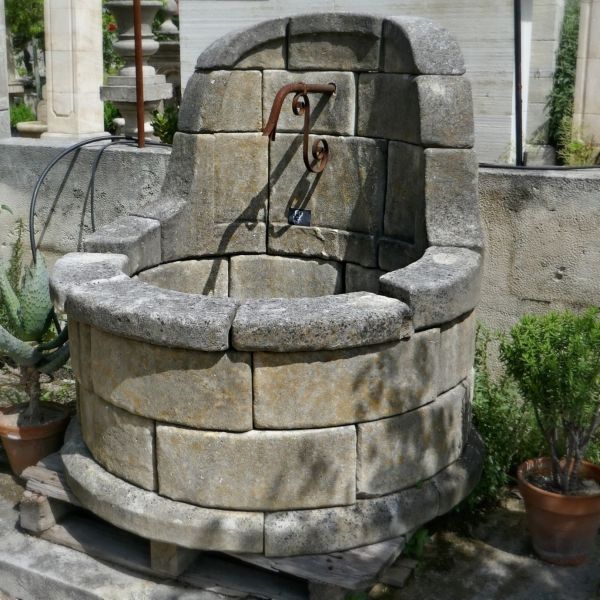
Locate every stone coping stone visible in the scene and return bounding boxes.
[232,292,412,352]
[61,421,265,553]
[288,13,382,71]
[380,246,482,330]
[64,277,237,351]
[84,215,161,274]
[50,252,129,312]
[264,430,483,556]
[195,17,289,70]
[382,17,465,75]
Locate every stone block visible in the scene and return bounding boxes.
[61,422,265,553]
[288,14,382,71]
[263,70,356,135]
[156,425,357,511]
[438,311,476,395]
[84,215,161,274]
[20,491,71,534]
[380,246,482,330]
[79,388,156,491]
[378,238,424,272]
[357,383,466,497]
[269,134,386,235]
[229,255,342,300]
[357,75,474,148]
[202,221,267,256]
[264,479,438,556]
[137,258,229,296]
[50,252,129,312]
[423,149,483,249]
[268,223,377,268]
[384,142,426,245]
[253,329,439,429]
[382,17,465,75]
[214,133,268,225]
[68,319,92,391]
[434,430,484,516]
[150,542,198,578]
[134,132,214,262]
[195,17,288,70]
[233,292,412,352]
[345,263,384,294]
[178,70,263,133]
[65,277,237,351]
[90,327,252,432]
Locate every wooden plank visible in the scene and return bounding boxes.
[19,490,72,534]
[229,535,407,590]
[150,541,198,577]
[22,459,82,507]
[181,555,308,600]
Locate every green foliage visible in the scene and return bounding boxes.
[557,114,597,165]
[103,6,124,74]
[151,106,178,144]
[104,101,121,135]
[0,218,24,335]
[500,308,600,493]
[404,527,431,560]
[548,0,581,158]
[10,103,36,128]
[5,0,44,54]
[462,325,542,511]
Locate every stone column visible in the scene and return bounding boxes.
[573,0,600,146]
[43,0,105,137]
[101,0,172,138]
[0,0,10,138]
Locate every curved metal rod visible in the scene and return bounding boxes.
[263,82,335,174]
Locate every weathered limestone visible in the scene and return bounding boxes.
[84,216,161,273]
[233,293,412,352]
[357,75,474,148]
[269,134,387,235]
[438,312,476,394]
[382,17,465,75]
[263,70,357,135]
[264,480,438,557]
[79,388,156,491]
[380,247,482,330]
[229,255,342,299]
[253,329,440,429]
[137,258,229,296]
[288,14,382,71]
[68,320,92,391]
[62,422,265,553]
[65,277,237,351]
[378,238,423,272]
[195,17,288,70]
[345,263,384,294]
[90,327,252,431]
[204,221,267,256]
[213,133,269,224]
[157,425,357,510]
[268,224,378,268]
[178,70,263,133]
[356,383,466,497]
[50,252,129,312]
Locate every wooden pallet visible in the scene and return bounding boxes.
[20,454,415,597]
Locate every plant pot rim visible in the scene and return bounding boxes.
[517,457,600,501]
[0,402,70,440]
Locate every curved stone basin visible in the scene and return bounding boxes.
[52,250,482,556]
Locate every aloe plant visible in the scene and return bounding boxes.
[0,254,69,423]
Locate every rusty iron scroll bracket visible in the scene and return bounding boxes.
[263,82,336,173]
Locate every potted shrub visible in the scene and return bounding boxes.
[0,254,70,475]
[500,308,600,565]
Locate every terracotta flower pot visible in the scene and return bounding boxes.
[0,403,70,476]
[517,457,600,566]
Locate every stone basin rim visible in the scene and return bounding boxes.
[53,252,415,353]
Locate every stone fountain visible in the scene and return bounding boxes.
[51,13,484,558]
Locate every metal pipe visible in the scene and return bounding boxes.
[514,0,524,166]
[133,0,145,148]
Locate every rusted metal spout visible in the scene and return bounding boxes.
[263,82,336,173]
